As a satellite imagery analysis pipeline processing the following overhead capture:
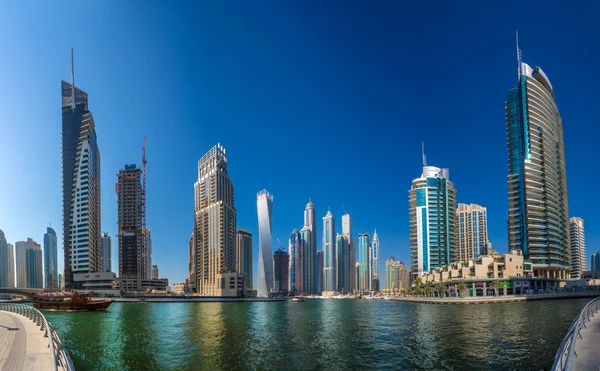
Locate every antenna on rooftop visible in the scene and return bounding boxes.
[516,30,522,81]
[422,142,427,167]
[70,48,76,111]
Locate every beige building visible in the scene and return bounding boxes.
[385,257,410,291]
[216,272,245,297]
[455,203,489,262]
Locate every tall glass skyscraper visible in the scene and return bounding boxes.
[506,46,570,278]
[303,201,317,293]
[257,189,274,297]
[569,217,585,279]
[342,214,354,292]
[273,249,289,292]
[409,165,457,278]
[26,245,43,289]
[289,229,303,292]
[335,233,350,293]
[62,51,101,289]
[101,232,112,272]
[371,230,380,291]
[591,251,600,272]
[322,210,336,292]
[455,204,489,262]
[8,243,15,288]
[0,230,8,287]
[357,233,370,292]
[236,228,253,290]
[44,227,58,289]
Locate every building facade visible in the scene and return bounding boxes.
[8,243,15,288]
[44,227,58,289]
[144,229,152,280]
[342,214,355,292]
[591,251,600,272]
[456,204,489,262]
[409,165,457,278]
[316,251,323,294]
[303,201,317,293]
[506,51,570,278]
[192,144,237,296]
[322,210,336,292]
[335,234,350,293]
[372,230,380,291]
[18,239,42,289]
[385,257,410,291]
[256,189,274,297]
[357,233,371,292]
[62,65,101,289]
[15,240,30,288]
[0,230,8,287]
[274,249,289,292]
[151,265,159,280]
[236,228,253,291]
[569,217,585,279]
[101,232,111,272]
[289,229,303,292]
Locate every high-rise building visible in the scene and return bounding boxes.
[569,217,585,279]
[256,189,274,297]
[101,232,112,272]
[322,210,336,292]
[187,230,196,289]
[409,165,457,278]
[303,201,317,293]
[26,243,43,288]
[455,204,489,262]
[117,164,144,291]
[192,144,237,296]
[152,265,159,280]
[372,230,380,291]
[15,240,28,288]
[8,243,15,288]
[316,250,323,294]
[506,44,570,278]
[144,229,152,279]
[335,234,350,293]
[44,227,58,289]
[591,251,600,272]
[0,230,8,287]
[273,249,289,292]
[357,233,371,292]
[236,228,253,290]
[341,214,355,292]
[62,51,101,290]
[289,229,303,292]
[58,274,63,290]
[385,257,410,291]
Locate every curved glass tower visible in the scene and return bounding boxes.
[44,227,58,289]
[257,190,274,297]
[506,54,570,278]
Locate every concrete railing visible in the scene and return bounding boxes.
[551,297,600,371]
[0,304,75,371]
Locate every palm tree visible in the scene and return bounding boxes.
[488,280,499,296]
[457,282,467,298]
[414,277,423,286]
[435,283,445,298]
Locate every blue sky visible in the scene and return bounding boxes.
[1,2,599,286]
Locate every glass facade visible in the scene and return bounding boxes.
[256,190,274,297]
[44,227,58,289]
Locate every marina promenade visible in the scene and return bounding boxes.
[391,291,600,304]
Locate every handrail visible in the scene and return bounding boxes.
[551,297,600,371]
[0,304,75,371]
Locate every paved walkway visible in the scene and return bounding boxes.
[0,311,52,371]
[572,313,600,370]
[391,291,600,305]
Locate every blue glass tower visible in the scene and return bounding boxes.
[44,227,58,289]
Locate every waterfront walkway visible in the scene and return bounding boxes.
[391,291,600,304]
[0,310,52,371]
[571,310,600,370]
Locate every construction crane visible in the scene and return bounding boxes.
[342,205,348,215]
[142,136,147,279]
[276,238,286,252]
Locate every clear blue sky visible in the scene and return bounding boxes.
[1,2,599,286]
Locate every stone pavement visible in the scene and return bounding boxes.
[572,313,600,371]
[0,311,52,371]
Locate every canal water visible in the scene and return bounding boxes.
[43,298,589,370]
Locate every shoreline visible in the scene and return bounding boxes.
[111,297,285,303]
[390,291,600,304]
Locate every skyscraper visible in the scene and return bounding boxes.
[592,251,600,272]
[256,189,274,297]
[144,229,152,279]
[26,243,43,288]
[236,228,253,291]
[455,204,489,262]
[569,217,585,279]
[289,229,303,292]
[357,233,371,292]
[15,240,28,288]
[409,164,457,278]
[506,42,570,278]
[322,210,336,292]
[8,243,15,288]
[193,144,237,296]
[273,249,289,292]
[62,50,101,289]
[342,214,355,292]
[44,227,58,289]
[101,232,112,272]
[303,201,317,293]
[371,230,380,291]
[117,164,144,291]
[385,257,409,291]
[316,250,323,294]
[335,234,350,293]
[152,265,159,280]
[0,230,8,287]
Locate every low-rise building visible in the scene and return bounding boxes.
[73,272,118,296]
[216,272,244,297]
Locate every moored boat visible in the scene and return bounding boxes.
[291,296,305,302]
[33,291,112,311]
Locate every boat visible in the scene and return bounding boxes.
[33,291,112,311]
[291,296,305,302]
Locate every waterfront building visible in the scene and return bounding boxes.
[322,210,336,292]
[62,51,101,289]
[44,227,58,289]
[152,265,159,280]
[372,230,380,291]
[342,214,355,292]
[455,204,489,262]
[289,229,303,293]
[75,271,117,292]
[25,240,43,288]
[303,201,317,293]
[335,234,351,293]
[592,251,600,272]
[385,257,410,291]
[215,272,244,297]
[8,243,15,288]
[192,144,237,296]
[144,229,152,279]
[569,217,585,279]
[409,163,457,278]
[316,251,323,294]
[187,230,196,290]
[506,45,570,279]
[15,240,30,288]
[274,249,289,292]
[256,189,274,297]
[358,233,371,292]
[236,228,253,290]
[0,230,8,287]
[116,164,144,292]
[101,232,111,272]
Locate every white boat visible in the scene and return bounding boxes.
[291,296,305,302]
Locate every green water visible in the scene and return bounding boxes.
[43,299,589,370]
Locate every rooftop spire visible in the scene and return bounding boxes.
[516,30,522,81]
[422,142,427,167]
[70,48,76,110]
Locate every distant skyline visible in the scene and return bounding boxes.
[1,2,600,285]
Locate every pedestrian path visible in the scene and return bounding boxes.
[0,311,52,371]
[572,313,600,370]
